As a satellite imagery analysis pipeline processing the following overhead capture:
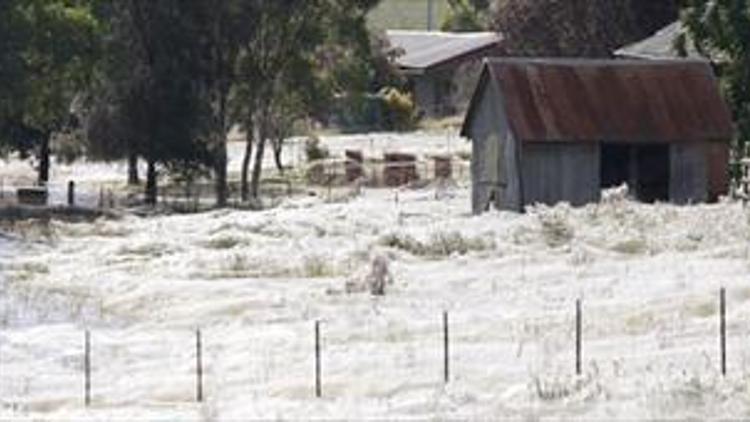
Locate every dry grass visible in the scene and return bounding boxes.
[379,230,494,258]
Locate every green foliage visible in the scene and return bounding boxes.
[492,0,678,57]
[379,87,418,131]
[441,0,490,31]
[368,0,450,31]
[53,131,85,164]
[95,1,214,175]
[379,230,494,258]
[2,0,387,204]
[0,0,99,160]
[305,136,330,162]
[679,1,750,160]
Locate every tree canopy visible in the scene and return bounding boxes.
[0,0,99,183]
[491,0,678,57]
[679,0,750,158]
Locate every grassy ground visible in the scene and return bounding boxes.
[368,0,450,31]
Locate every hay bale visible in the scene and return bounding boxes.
[383,152,418,187]
[344,150,364,182]
[433,155,452,179]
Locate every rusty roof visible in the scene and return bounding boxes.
[462,58,734,143]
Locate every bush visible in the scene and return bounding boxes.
[304,136,329,162]
[379,230,494,257]
[379,87,418,131]
[53,131,85,165]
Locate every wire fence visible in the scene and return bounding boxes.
[0,155,472,213]
[0,287,745,410]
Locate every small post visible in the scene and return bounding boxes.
[98,186,104,209]
[443,311,449,383]
[196,328,203,402]
[427,0,434,30]
[327,165,332,202]
[67,181,75,206]
[720,287,726,377]
[84,330,91,407]
[576,299,582,376]
[315,320,322,398]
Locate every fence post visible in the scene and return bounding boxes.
[315,320,322,398]
[443,311,450,384]
[576,299,582,376]
[720,287,726,377]
[84,330,91,407]
[196,329,203,402]
[67,181,75,207]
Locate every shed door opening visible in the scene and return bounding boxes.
[600,144,670,203]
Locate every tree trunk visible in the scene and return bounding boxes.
[250,120,267,199]
[127,152,139,185]
[273,139,284,175]
[214,134,228,207]
[38,133,51,185]
[145,158,157,206]
[240,125,254,202]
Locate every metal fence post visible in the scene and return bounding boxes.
[196,329,203,402]
[720,288,727,376]
[576,299,582,376]
[315,321,322,398]
[84,330,91,407]
[443,311,450,384]
[67,181,75,206]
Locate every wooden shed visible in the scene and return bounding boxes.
[460,58,734,214]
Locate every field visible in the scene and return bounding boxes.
[368,0,450,31]
[2,132,750,420]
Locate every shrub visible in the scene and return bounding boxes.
[53,131,85,165]
[379,87,418,131]
[537,211,574,248]
[379,230,494,257]
[301,255,335,278]
[304,136,329,162]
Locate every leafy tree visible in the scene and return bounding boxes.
[441,0,490,32]
[232,0,381,201]
[93,0,213,205]
[491,0,678,57]
[182,0,255,207]
[0,0,99,184]
[679,0,750,160]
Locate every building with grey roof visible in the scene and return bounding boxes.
[615,21,701,60]
[386,30,503,117]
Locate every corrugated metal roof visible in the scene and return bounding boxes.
[386,30,502,70]
[463,58,734,143]
[615,22,702,60]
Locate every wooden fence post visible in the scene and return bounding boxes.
[196,329,203,402]
[576,299,582,376]
[84,330,91,407]
[443,311,450,384]
[315,320,322,398]
[67,181,75,206]
[720,288,726,377]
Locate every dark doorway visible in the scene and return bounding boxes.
[600,144,670,203]
[600,144,631,189]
